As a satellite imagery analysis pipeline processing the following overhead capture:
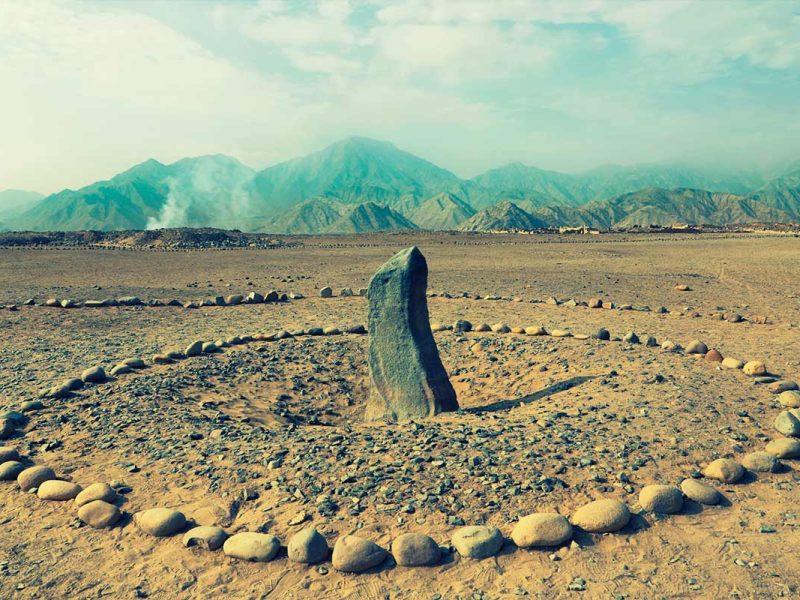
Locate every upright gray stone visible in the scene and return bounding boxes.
[366,247,458,422]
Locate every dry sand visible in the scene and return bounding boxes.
[1,232,799,599]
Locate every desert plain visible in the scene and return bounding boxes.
[1,231,799,599]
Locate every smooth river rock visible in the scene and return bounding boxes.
[571,499,630,533]
[511,513,573,548]
[78,500,121,528]
[18,465,56,491]
[680,479,721,505]
[765,437,800,458]
[75,482,118,507]
[332,535,388,572]
[365,247,458,422]
[287,526,329,564]
[704,458,744,483]
[391,532,441,566]
[451,526,504,559]
[223,532,280,562]
[37,480,82,500]
[639,485,683,514]
[183,526,229,551]
[134,508,186,537]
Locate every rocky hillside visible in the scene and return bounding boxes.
[459,200,548,231]
[410,193,476,230]
[8,136,800,233]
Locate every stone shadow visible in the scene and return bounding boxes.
[466,375,599,415]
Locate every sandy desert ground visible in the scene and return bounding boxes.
[1,232,799,599]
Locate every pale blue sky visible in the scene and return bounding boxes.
[1,0,799,193]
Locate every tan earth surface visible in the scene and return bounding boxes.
[1,232,799,599]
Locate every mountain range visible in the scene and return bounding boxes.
[3,136,799,233]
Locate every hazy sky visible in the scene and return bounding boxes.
[1,0,799,194]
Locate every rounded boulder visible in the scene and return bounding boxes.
[223,532,280,562]
[451,526,504,559]
[135,508,186,537]
[331,535,387,573]
[703,458,744,483]
[18,465,56,491]
[511,513,572,548]
[571,499,630,533]
[765,437,800,458]
[639,485,683,514]
[287,527,328,564]
[741,451,780,473]
[78,500,121,528]
[391,532,441,567]
[75,482,118,507]
[742,361,767,376]
[37,480,82,501]
[680,479,720,505]
[183,526,229,551]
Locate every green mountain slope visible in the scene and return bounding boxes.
[261,197,347,234]
[410,192,476,230]
[459,200,548,231]
[15,156,255,231]
[325,201,418,234]
[251,137,463,213]
[0,189,45,221]
[472,162,766,206]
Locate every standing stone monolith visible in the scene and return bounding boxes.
[365,246,458,422]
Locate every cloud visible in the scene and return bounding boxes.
[0,0,798,192]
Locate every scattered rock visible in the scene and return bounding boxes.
[80,366,106,383]
[511,513,573,548]
[0,447,20,462]
[332,535,387,572]
[571,499,630,533]
[75,483,118,507]
[704,349,723,362]
[769,380,798,394]
[550,329,571,338]
[78,500,121,528]
[340,287,354,297]
[680,479,720,505]
[623,331,639,344]
[392,532,441,566]
[765,437,800,459]
[775,411,800,437]
[704,458,744,483]
[183,340,204,356]
[287,527,329,564]
[743,361,767,376]
[453,320,472,333]
[722,357,745,370]
[223,532,281,561]
[491,323,511,333]
[37,480,82,501]
[593,328,610,341]
[674,284,691,291]
[639,485,683,514]
[0,461,25,480]
[183,526,229,551]
[451,526,504,559]
[18,465,56,491]
[742,451,779,473]
[525,326,547,336]
[474,323,491,332]
[319,287,333,298]
[134,508,186,537]
[685,340,708,355]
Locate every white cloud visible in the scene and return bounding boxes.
[0,0,798,192]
